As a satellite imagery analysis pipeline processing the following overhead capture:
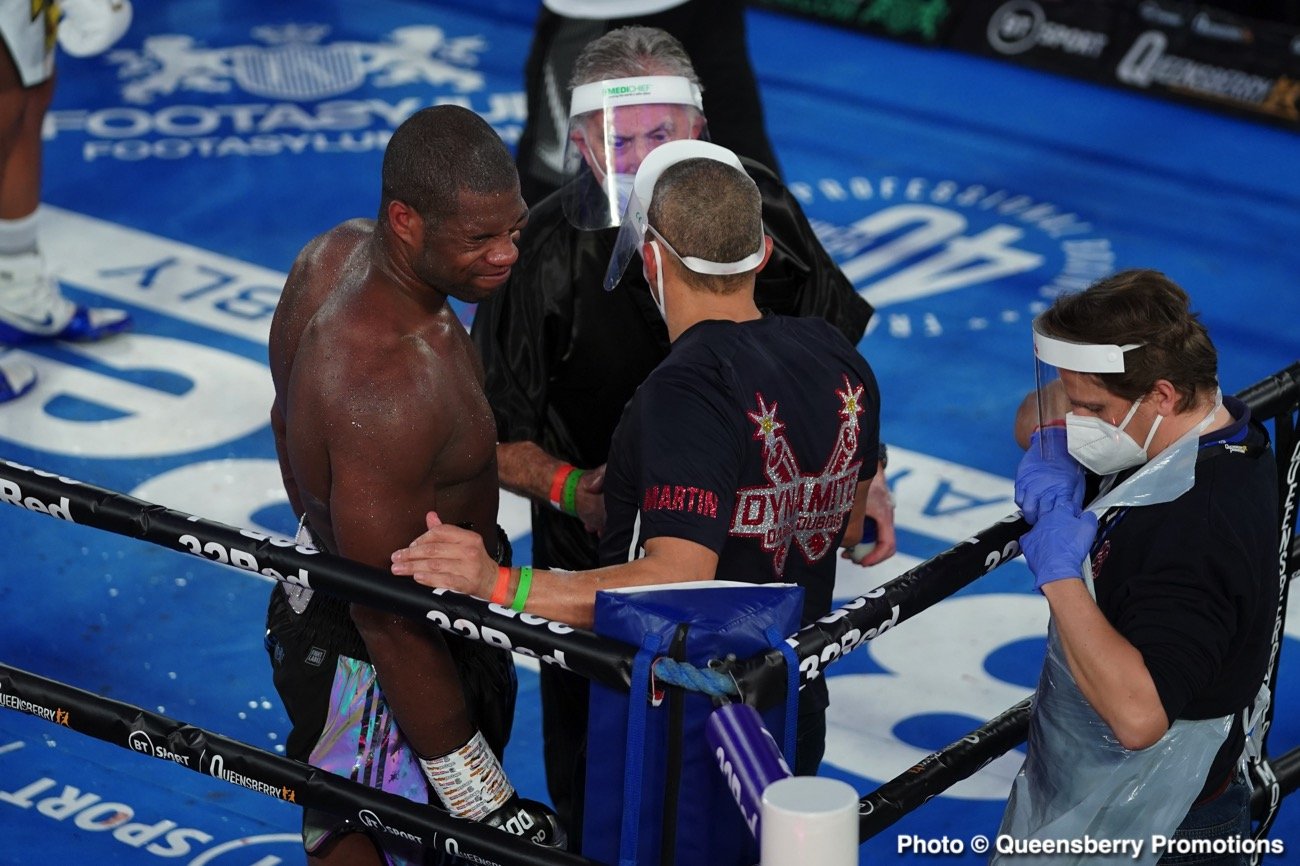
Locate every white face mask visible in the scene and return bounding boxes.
[1066,396,1162,475]
[609,172,637,219]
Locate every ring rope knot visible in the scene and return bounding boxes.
[651,657,739,698]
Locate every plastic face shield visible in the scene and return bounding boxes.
[601,139,765,291]
[1031,319,1141,460]
[561,75,706,231]
[1032,317,1220,510]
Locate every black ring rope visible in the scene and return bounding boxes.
[843,363,1300,840]
[733,513,1028,704]
[857,698,1032,840]
[0,663,599,866]
[1243,362,1300,855]
[0,458,638,693]
[3,362,1298,856]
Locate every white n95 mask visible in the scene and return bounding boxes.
[1065,396,1162,475]
[611,173,637,218]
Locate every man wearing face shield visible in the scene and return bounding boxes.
[560,71,706,230]
[404,141,888,845]
[514,0,781,205]
[467,25,891,838]
[998,270,1279,864]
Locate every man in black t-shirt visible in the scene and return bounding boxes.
[469,26,892,834]
[601,313,878,623]
[392,140,886,835]
[1001,269,1279,861]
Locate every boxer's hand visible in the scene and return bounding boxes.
[484,795,567,848]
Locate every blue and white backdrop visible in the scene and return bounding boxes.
[1,1,1298,864]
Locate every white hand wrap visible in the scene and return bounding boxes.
[419,730,515,821]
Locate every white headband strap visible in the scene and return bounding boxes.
[1033,322,1143,373]
[647,224,765,276]
[569,75,702,117]
[632,139,744,210]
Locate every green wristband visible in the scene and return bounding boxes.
[511,565,533,612]
[561,469,585,517]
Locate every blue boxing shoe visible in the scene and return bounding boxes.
[0,251,132,345]
[0,357,36,404]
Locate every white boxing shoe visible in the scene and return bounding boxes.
[0,251,132,344]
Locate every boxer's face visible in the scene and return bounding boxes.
[415,187,529,303]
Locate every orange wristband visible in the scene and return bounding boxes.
[490,566,512,606]
[549,464,576,510]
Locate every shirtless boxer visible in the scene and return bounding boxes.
[265,105,562,864]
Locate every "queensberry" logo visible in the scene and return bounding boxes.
[0,687,71,726]
[206,753,298,803]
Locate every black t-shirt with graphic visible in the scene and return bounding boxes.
[599,315,881,632]
[471,160,874,576]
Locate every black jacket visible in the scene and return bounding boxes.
[471,157,874,571]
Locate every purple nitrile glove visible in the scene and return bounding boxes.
[1019,502,1098,592]
[1015,426,1085,525]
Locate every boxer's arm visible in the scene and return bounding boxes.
[317,347,476,759]
[268,401,305,518]
[321,343,572,840]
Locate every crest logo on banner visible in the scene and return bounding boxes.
[46,24,524,162]
[110,24,485,103]
[230,32,365,101]
[791,173,1115,326]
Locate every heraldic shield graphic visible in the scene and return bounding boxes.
[108,23,487,105]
